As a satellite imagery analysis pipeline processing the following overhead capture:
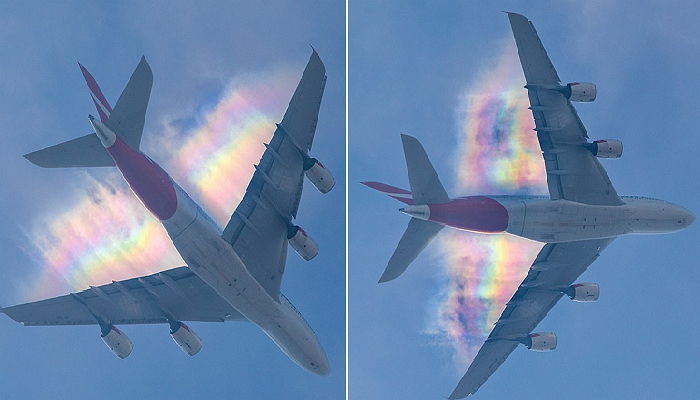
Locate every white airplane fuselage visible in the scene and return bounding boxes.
[400,194,694,243]
[91,117,329,375]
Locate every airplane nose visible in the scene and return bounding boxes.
[309,357,330,376]
[317,361,330,376]
[673,206,694,229]
[684,210,695,227]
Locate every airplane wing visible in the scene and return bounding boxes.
[508,12,623,206]
[222,50,327,300]
[1,266,245,326]
[449,238,615,398]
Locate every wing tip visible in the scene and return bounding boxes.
[307,48,325,74]
[504,11,527,19]
[23,151,50,168]
[378,268,399,283]
[400,133,420,146]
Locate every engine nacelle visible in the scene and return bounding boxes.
[303,158,335,194]
[524,332,557,351]
[100,325,133,359]
[565,82,596,102]
[564,282,600,302]
[170,321,202,356]
[287,225,319,261]
[587,139,623,158]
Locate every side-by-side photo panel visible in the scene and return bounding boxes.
[350,2,699,399]
[0,2,345,399]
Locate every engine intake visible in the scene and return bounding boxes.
[524,332,557,351]
[303,158,335,193]
[564,82,596,102]
[586,139,623,158]
[100,325,133,359]
[170,321,202,356]
[287,225,319,261]
[564,282,600,302]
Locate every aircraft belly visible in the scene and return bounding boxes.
[161,187,326,373]
[516,199,630,243]
[170,217,277,323]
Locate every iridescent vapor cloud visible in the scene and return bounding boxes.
[25,68,296,300]
[27,173,184,300]
[162,71,296,225]
[430,40,548,366]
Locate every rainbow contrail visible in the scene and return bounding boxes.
[24,68,296,300]
[163,72,296,225]
[431,40,548,367]
[26,173,183,299]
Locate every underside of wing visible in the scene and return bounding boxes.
[1,267,245,326]
[507,12,623,206]
[280,50,326,152]
[449,238,614,398]
[222,51,328,300]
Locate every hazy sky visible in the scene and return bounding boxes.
[0,1,344,399]
[5,1,700,399]
[350,1,700,399]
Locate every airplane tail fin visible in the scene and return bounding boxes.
[24,57,153,168]
[379,217,443,283]
[400,134,449,204]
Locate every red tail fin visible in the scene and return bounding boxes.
[361,181,414,205]
[78,62,112,122]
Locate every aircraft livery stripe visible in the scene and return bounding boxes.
[428,196,508,232]
[106,137,177,220]
[79,62,113,113]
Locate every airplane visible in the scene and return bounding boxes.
[362,12,694,398]
[1,50,335,375]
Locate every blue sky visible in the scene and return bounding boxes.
[0,1,344,399]
[350,1,700,399]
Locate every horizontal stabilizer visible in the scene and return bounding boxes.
[379,217,444,283]
[401,134,449,204]
[24,133,115,168]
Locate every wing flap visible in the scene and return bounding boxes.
[509,13,623,206]
[2,267,245,326]
[222,123,303,299]
[222,51,327,300]
[450,238,615,398]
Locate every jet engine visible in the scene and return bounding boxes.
[564,82,596,102]
[100,325,133,359]
[303,158,335,193]
[524,332,557,351]
[287,225,319,261]
[586,139,623,158]
[564,282,600,302]
[170,321,202,356]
